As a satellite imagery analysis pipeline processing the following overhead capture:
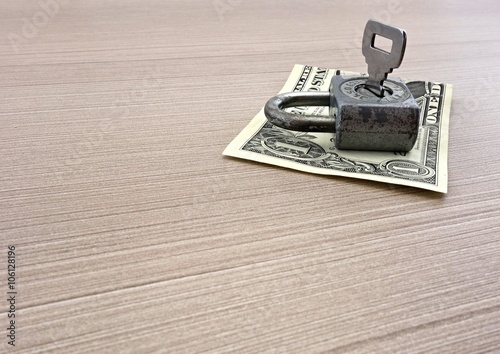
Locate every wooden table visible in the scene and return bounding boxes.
[1,1,500,352]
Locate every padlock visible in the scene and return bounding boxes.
[264,19,420,152]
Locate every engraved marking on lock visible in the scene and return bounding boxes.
[339,78,409,103]
[261,137,327,161]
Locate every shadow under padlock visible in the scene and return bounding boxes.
[264,19,420,152]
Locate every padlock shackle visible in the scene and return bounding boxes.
[264,91,334,133]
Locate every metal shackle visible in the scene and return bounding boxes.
[263,91,333,133]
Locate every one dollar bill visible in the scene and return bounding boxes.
[223,65,452,193]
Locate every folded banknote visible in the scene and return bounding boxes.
[223,65,452,193]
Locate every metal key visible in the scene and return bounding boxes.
[362,19,407,97]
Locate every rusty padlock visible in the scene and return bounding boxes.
[264,19,420,152]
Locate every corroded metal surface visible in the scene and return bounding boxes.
[330,76,419,151]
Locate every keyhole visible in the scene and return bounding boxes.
[373,35,393,54]
[355,84,394,98]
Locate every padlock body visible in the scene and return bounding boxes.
[329,76,419,152]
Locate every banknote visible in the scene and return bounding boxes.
[223,65,452,193]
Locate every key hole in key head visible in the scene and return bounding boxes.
[373,35,393,54]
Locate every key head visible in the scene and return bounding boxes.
[362,19,407,96]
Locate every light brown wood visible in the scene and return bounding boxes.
[1,0,500,352]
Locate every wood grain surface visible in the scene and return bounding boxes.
[1,0,500,352]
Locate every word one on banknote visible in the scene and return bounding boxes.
[264,19,419,152]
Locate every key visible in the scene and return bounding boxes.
[362,19,407,97]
